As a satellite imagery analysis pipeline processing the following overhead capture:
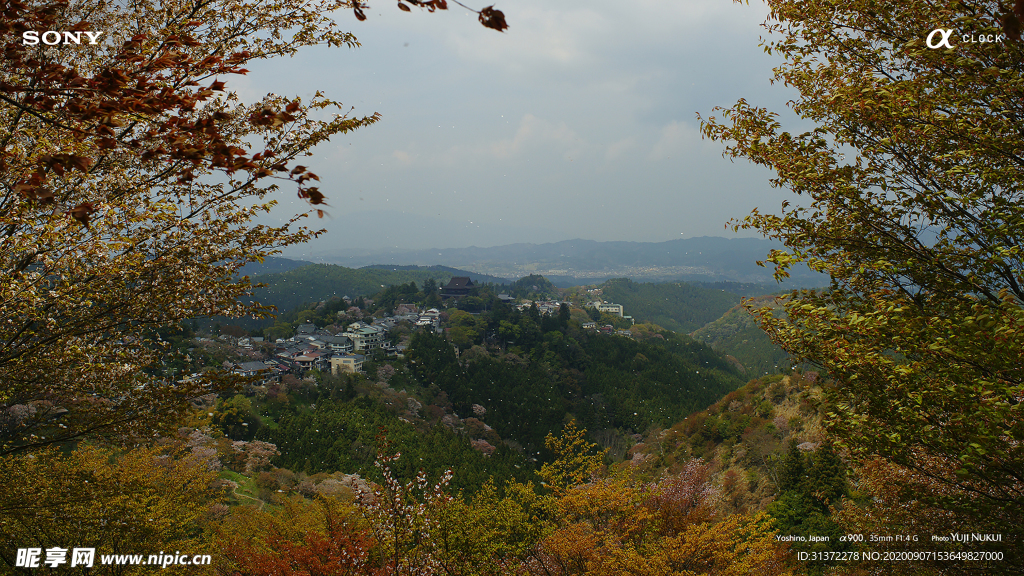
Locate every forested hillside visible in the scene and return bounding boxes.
[692,281,780,297]
[325,236,829,285]
[263,397,533,494]
[628,371,856,570]
[691,296,789,377]
[360,264,510,284]
[597,278,743,333]
[247,296,746,487]
[407,324,744,455]
[586,278,787,377]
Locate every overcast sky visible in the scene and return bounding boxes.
[233,0,801,257]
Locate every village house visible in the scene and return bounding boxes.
[395,303,419,315]
[330,354,364,375]
[514,300,566,316]
[293,350,329,372]
[588,300,624,317]
[322,334,354,353]
[234,361,272,378]
[343,322,387,351]
[416,307,441,328]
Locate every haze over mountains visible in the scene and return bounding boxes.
[280,236,827,286]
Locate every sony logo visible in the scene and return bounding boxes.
[22,31,104,46]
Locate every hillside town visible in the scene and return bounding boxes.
[190,278,634,386]
[212,307,441,384]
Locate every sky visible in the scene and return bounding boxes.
[231,0,803,257]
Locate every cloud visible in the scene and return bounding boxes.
[489,114,587,160]
[437,0,770,78]
[241,0,795,248]
[648,120,707,161]
[392,149,415,164]
[446,5,610,72]
[375,114,591,167]
[605,137,637,161]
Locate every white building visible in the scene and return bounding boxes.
[588,301,624,317]
[343,322,386,351]
[330,354,364,374]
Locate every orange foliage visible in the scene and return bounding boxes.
[216,497,385,576]
[529,460,793,576]
[212,427,796,576]
[220,524,381,576]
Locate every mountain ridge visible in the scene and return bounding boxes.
[291,236,828,286]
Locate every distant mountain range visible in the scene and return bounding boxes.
[358,264,509,285]
[239,256,313,277]
[293,236,828,286]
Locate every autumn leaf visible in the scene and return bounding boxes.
[1004,11,1022,40]
[69,202,97,228]
[300,187,326,205]
[478,6,507,31]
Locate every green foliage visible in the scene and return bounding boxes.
[432,479,551,574]
[702,0,1024,545]
[374,281,422,313]
[0,446,216,569]
[510,274,556,299]
[767,442,849,568]
[691,297,790,376]
[539,421,607,492]
[213,395,263,440]
[248,264,462,315]
[595,310,632,330]
[598,278,742,333]
[261,398,531,493]
[408,307,745,453]
[455,295,489,312]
